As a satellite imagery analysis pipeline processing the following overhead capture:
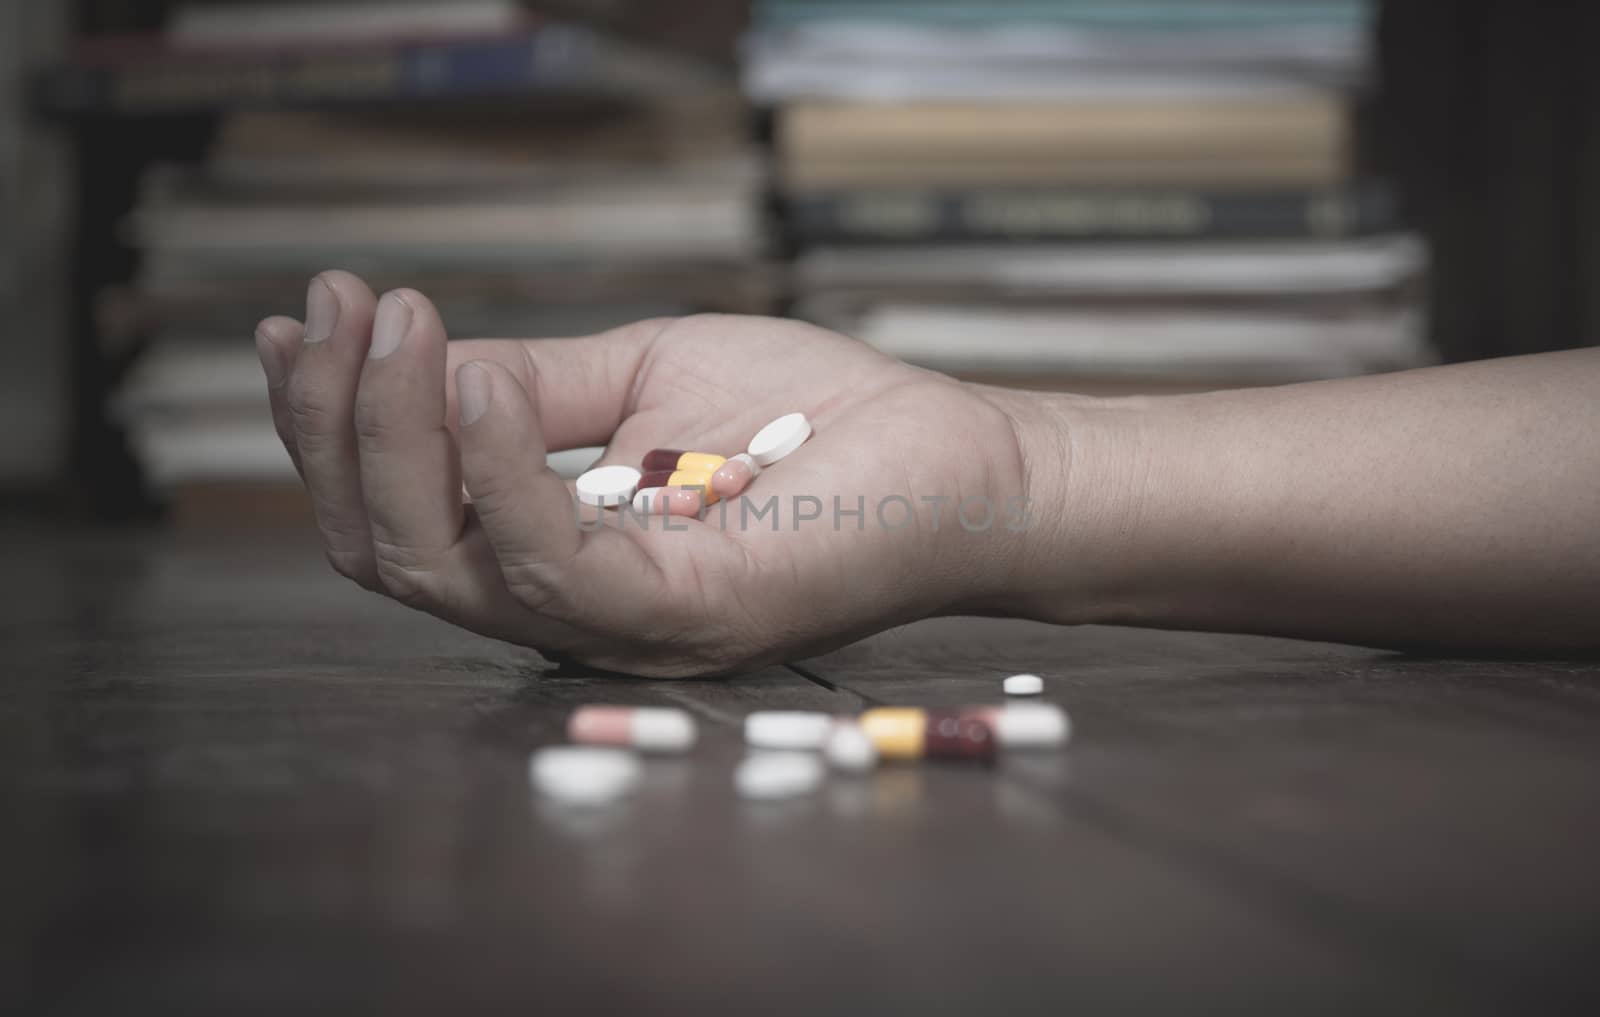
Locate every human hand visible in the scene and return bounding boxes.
[255,271,1040,676]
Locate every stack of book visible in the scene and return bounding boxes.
[746,0,1430,389]
[102,1,766,505]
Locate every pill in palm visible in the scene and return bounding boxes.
[735,751,825,800]
[824,722,879,773]
[747,412,813,466]
[568,705,698,753]
[631,486,704,517]
[711,453,762,499]
[1004,673,1044,696]
[637,468,719,504]
[530,746,641,804]
[575,465,642,508]
[641,449,727,474]
[745,710,835,750]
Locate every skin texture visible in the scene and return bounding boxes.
[258,272,1031,676]
[258,271,1600,676]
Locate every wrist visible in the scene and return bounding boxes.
[978,385,1169,627]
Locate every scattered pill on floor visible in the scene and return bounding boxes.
[859,707,996,764]
[824,722,879,773]
[735,751,826,800]
[744,710,835,750]
[530,746,641,804]
[965,703,1071,748]
[575,465,642,508]
[568,705,698,753]
[747,412,813,466]
[1004,673,1044,696]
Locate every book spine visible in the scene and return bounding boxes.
[33,28,601,114]
[787,186,1397,244]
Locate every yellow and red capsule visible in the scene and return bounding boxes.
[632,448,767,514]
[640,449,726,474]
[634,450,730,515]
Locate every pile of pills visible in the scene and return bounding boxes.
[529,674,1071,805]
[573,412,814,514]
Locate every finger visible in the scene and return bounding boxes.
[456,360,584,575]
[443,315,675,451]
[414,517,593,654]
[285,271,380,588]
[458,359,688,639]
[354,289,464,600]
[255,315,305,478]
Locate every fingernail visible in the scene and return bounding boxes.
[255,327,287,387]
[369,292,412,360]
[304,277,339,343]
[458,363,492,427]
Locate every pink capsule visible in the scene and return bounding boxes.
[632,486,706,517]
[711,453,762,499]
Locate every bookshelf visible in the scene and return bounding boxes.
[34,0,748,519]
[27,0,1600,520]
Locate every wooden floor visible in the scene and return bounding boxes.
[4,525,1599,1014]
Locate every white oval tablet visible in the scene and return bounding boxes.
[993,703,1071,748]
[824,722,878,773]
[744,711,834,750]
[747,413,813,467]
[530,746,641,804]
[735,751,825,800]
[576,465,642,508]
[1004,673,1044,696]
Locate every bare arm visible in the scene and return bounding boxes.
[258,273,1597,674]
[1008,347,1600,652]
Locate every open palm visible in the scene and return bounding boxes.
[257,272,1031,676]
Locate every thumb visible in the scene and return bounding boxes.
[456,360,584,594]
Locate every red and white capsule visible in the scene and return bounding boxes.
[631,486,707,517]
[568,706,698,753]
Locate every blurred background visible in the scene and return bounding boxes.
[1,0,1594,526]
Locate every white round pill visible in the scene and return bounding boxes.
[1004,673,1044,696]
[575,465,642,508]
[735,751,825,800]
[530,746,641,804]
[744,711,834,750]
[746,412,813,467]
[824,722,878,773]
[993,703,1071,748]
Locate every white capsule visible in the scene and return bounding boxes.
[986,703,1072,748]
[530,746,641,805]
[744,710,834,750]
[575,465,642,508]
[747,412,813,467]
[631,487,662,514]
[735,751,825,800]
[1004,673,1044,696]
[823,722,878,773]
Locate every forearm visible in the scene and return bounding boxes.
[1007,348,1600,652]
